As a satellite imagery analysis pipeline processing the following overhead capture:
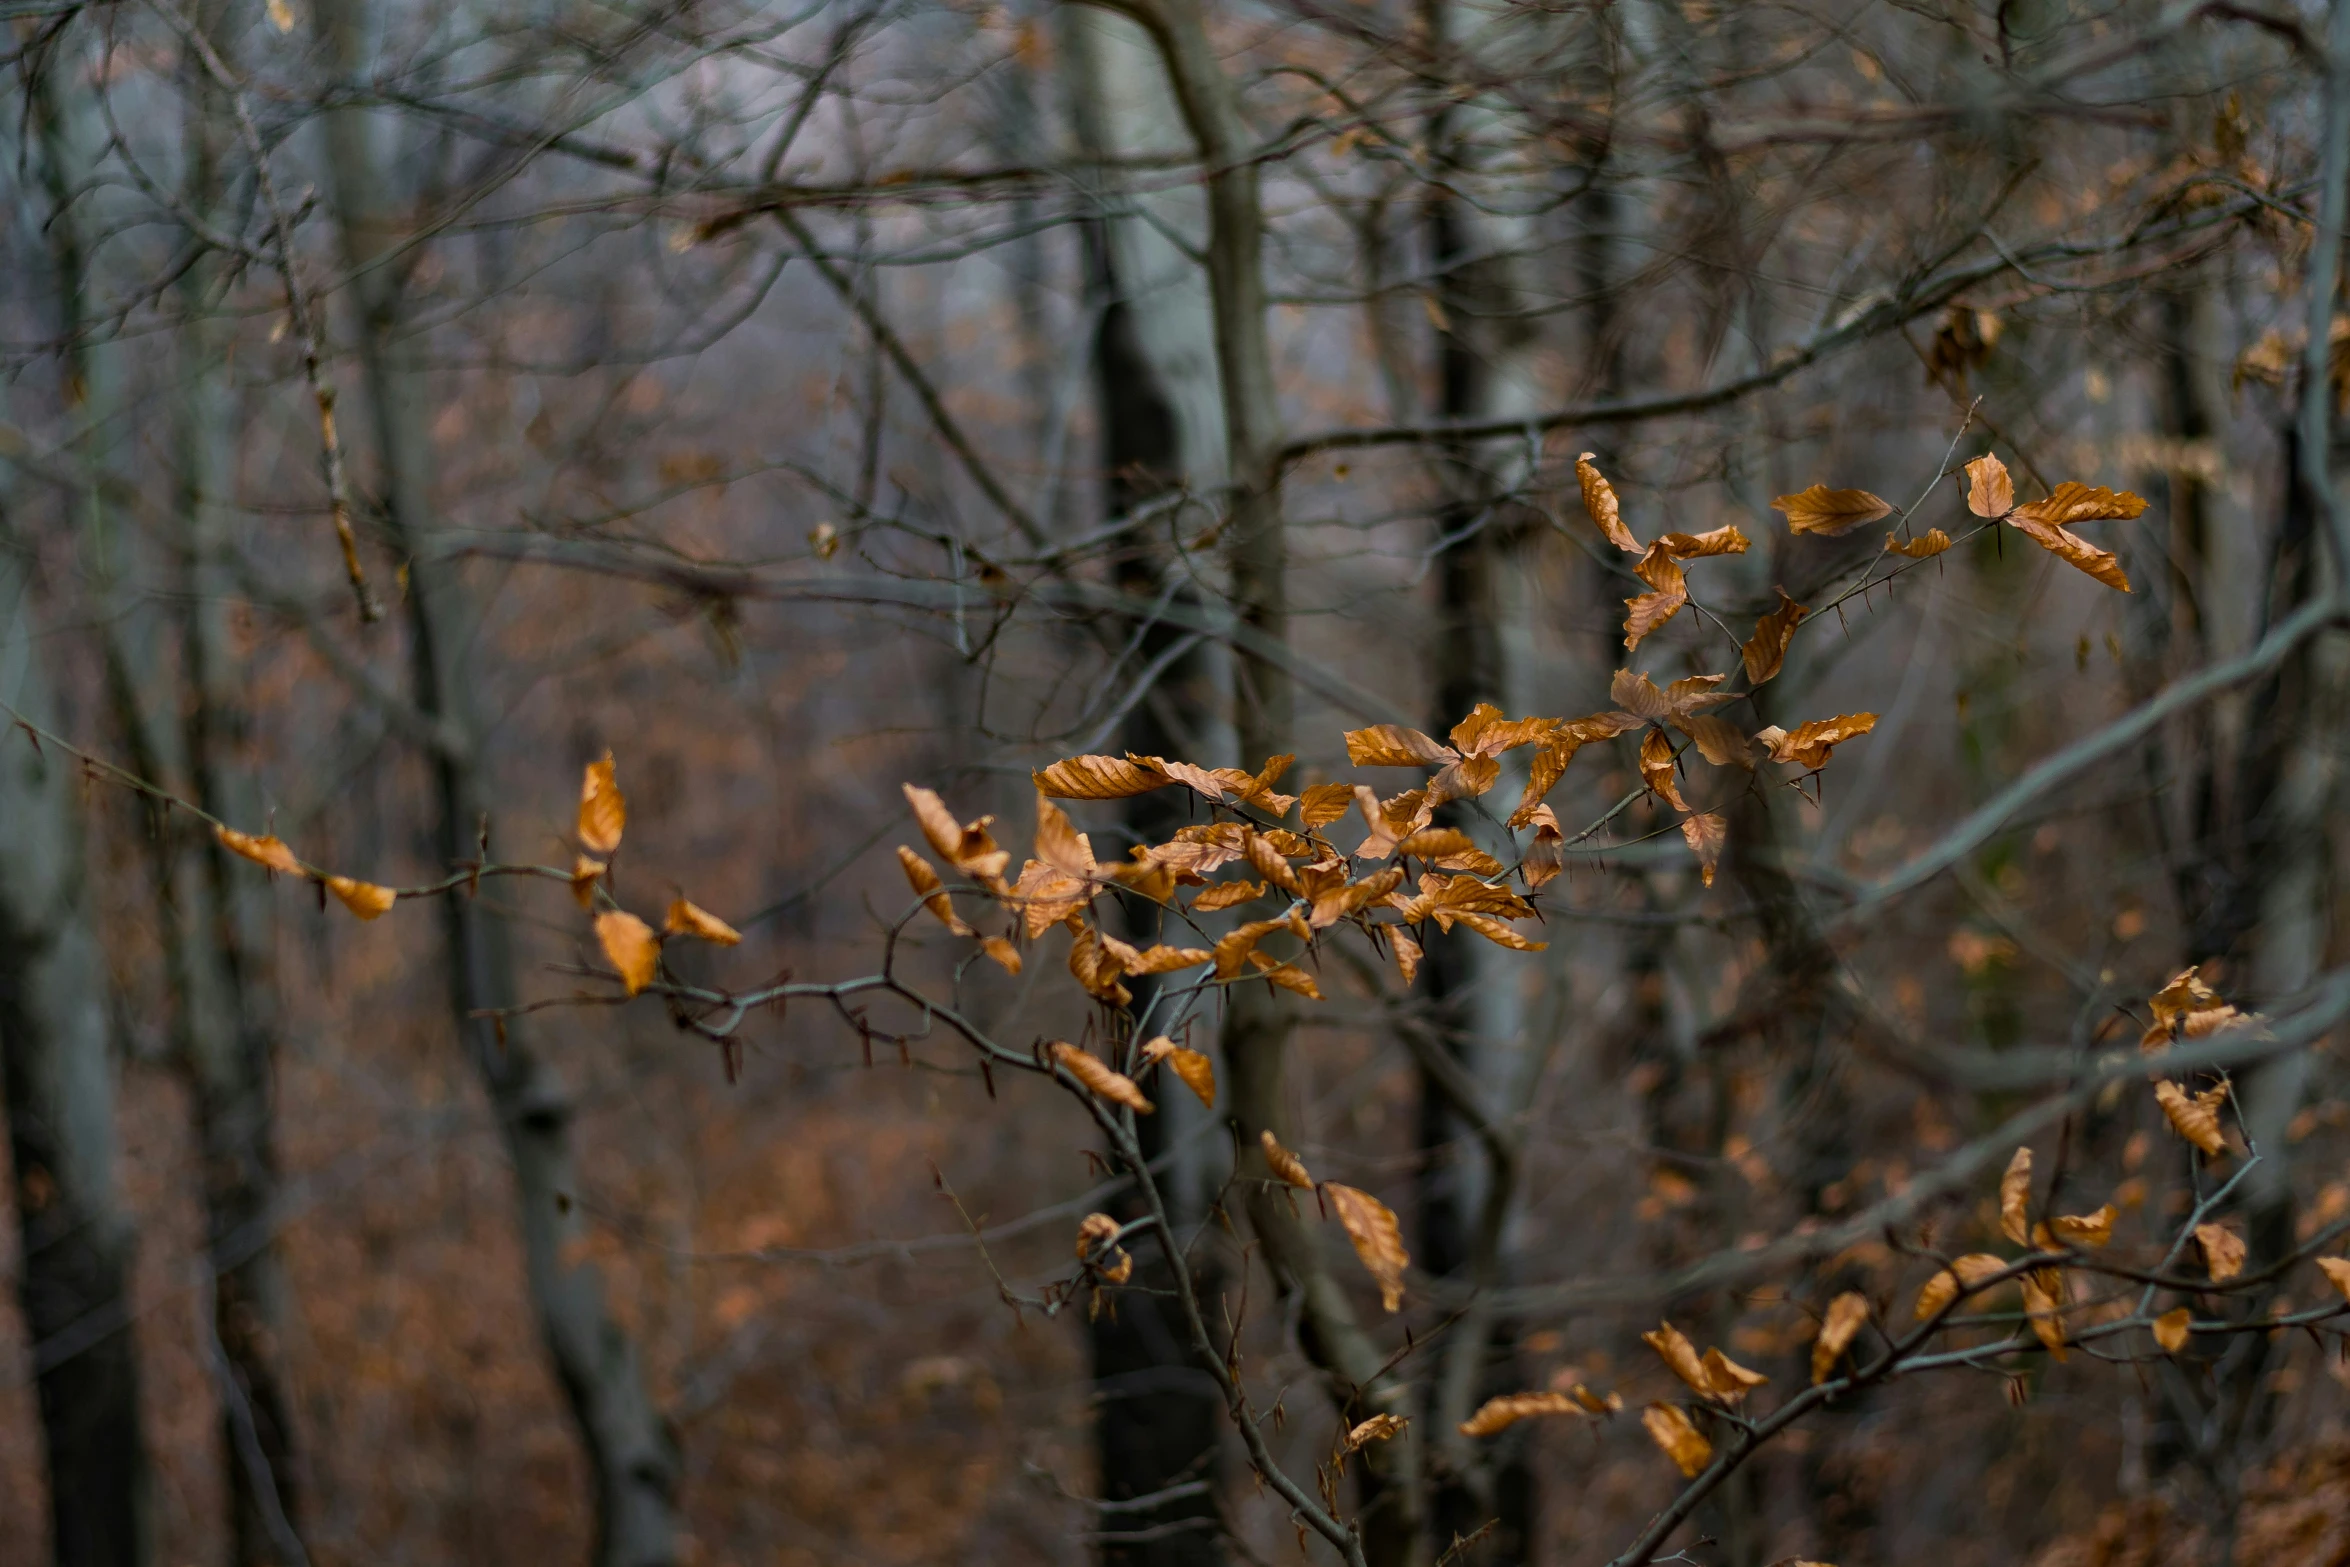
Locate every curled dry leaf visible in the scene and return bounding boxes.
[1701,1347,1768,1403]
[1913,1253,2010,1321]
[666,897,742,946]
[1741,589,1808,686]
[1449,910,1547,952]
[2019,1270,2069,1362]
[1577,451,1640,553]
[1325,1182,1410,1312]
[1076,1211,1120,1258]
[1642,1322,1711,1396]
[2142,966,2251,1051]
[1772,483,1894,536]
[1049,1042,1153,1114]
[2050,1205,2117,1248]
[2153,1307,2193,1353]
[980,935,1022,974]
[216,825,303,876]
[1298,782,1357,829]
[571,854,606,910]
[1261,1130,1314,1188]
[326,876,397,920]
[1340,1413,1408,1455]
[1522,803,1564,891]
[1886,528,1953,559]
[1140,1037,1216,1105]
[896,845,974,936]
[595,910,660,996]
[1389,926,1423,987]
[579,752,626,855]
[2195,1223,2247,1282]
[2014,481,2150,529]
[1673,713,1752,768]
[1346,724,1457,768]
[1459,1391,1582,1437]
[1965,453,2015,518]
[1640,728,1688,810]
[2000,1146,2034,1247]
[1247,951,1324,999]
[1753,712,1877,771]
[2155,1079,2230,1157]
[2316,1256,2350,1302]
[1126,945,1213,974]
[1642,1404,1712,1478]
[1032,754,1170,799]
[1192,879,1268,912]
[1680,812,1728,888]
[904,784,1012,891]
[1567,1384,1621,1415]
[2008,513,2132,593]
[1811,1292,1870,1384]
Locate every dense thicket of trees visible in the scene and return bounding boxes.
[8,0,2350,1564]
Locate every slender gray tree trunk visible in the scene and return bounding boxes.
[313,4,681,1560]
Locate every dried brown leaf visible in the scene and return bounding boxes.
[2155,1079,2229,1157]
[216,825,303,876]
[595,910,659,996]
[900,842,970,933]
[1140,1037,1215,1105]
[1050,1041,1153,1113]
[1772,484,1894,536]
[1912,1254,2010,1321]
[1298,782,1357,829]
[1642,1322,1712,1395]
[1192,879,1267,912]
[2008,514,2132,593]
[2051,1205,2117,1249]
[1340,1413,1408,1455]
[1701,1347,1768,1403]
[2153,1307,2193,1353]
[2014,481,2150,528]
[1640,727,1687,810]
[1033,754,1170,799]
[2020,1270,2070,1361]
[2000,1146,2034,1247]
[1754,712,1878,771]
[1260,1130,1314,1188]
[664,898,741,946]
[571,854,606,910]
[1345,725,1457,768]
[1742,589,1809,686]
[1642,1404,1712,1478]
[1577,451,1640,553]
[1247,950,1324,999]
[980,935,1022,974]
[1459,1392,1582,1437]
[2318,1257,2350,1302]
[2196,1222,2246,1282]
[1680,812,1727,888]
[1965,453,2015,518]
[1326,1181,1410,1312]
[326,876,396,920]
[579,752,626,855]
[1886,528,1953,559]
[1812,1292,1870,1384]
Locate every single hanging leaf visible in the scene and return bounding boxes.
[1459,1391,1583,1437]
[1623,551,1688,651]
[2154,1079,2229,1156]
[979,935,1022,974]
[1340,1413,1408,1455]
[896,845,974,936]
[1999,1146,2034,1246]
[2195,1222,2246,1281]
[2014,482,2150,528]
[579,752,626,854]
[1247,950,1324,999]
[1641,1322,1712,1396]
[1389,926,1423,986]
[1140,1037,1215,1105]
[1326,1182,1409,1312]
[595,910,659,996]
[1965,453,2015,518]
[1577,451,1640,553]
[571,854,606,910]
[1812,1292,1870,1384]
[666,897,742,946]
[1679,813,1727,888]
[1741,589,1808,686]
[1701,1347,1767,1403]
[2008,513,2132,593]
[1642,1404,1712,1477]
[2152,1308,2192,1353]
[1640,728,1687,810]
[2317,1257,2350,1301]
[326,876,397,920]
[1886,528,1953,559]
[1522,803,1565,891]
[2019,1270,2069,1361]
[1049,1041,1153,1113]
[1772,484,1894,536]
[1033,754,1171,799]
[2050,1205,2117,1248]
[216,825,303,876]
[1912,1254,2009,1321]
[1260,1130,1314,1188]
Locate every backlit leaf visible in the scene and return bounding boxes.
[1050,1041,1153,1113]
[1260,1129,1314,1188]
[1577,451,1640,553]
[216,825,303,876]
[326,876,396,920]
[2050,1205,2116,1248]
[571,854,606,910]
[1741,589,1808,686]
[1389,926,1423,986]
[1642,1322,1711,1395]
[1326,1182,1409,1312]
[1033,754,1170,799]
[1426,753,1501,806]
[1679,812,1727,888]
[1450,910,1547,951]
[2000,1146,2033,1246]
[1459,1391,1582,1437]
[2155,1079,2229,1156]
[1811,1292,1869,1384]
[1701,1347,1767,1403]
[1965,453,2015,518]
[1346,725,1456,767]
[595,910,659,996]
[666,900,739,948]
[1772,484,1893,536]
[2014,481,2150,528]
[579,752,626,855]
[2009,514,2132,593]
[980,935,1022,974]
[1298,782,1357,829]
[2153,1307,2192,1352]
[2195,1222,2246,1282]
[1642,1404,1712,1477]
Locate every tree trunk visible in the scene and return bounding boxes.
[314,5,682,1561]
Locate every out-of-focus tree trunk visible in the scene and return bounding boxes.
[0,43,157,1567]
[1414,0,1543,1554]
[314,4,682,1561]
[1066,10,1228,1562]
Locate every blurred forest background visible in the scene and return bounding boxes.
[9,0,2350,1564]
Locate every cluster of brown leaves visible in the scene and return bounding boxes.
[570,754,742,996]
[1964,453,2146,593]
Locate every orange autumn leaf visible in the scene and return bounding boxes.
[1741,589,1808,686]
[1812,1292,1870,1384]
[2153,1307,2192,1353]
[1192,879,1267,912]
[2196,1222,2246,1282]
[1754,712,1877,771]
[1140,1037,1215,1105]
[1965,453,2015,518]
[1642,1322,1711,1396]
[2008,513,2132,593]
[1642,1404,1712,1477]
[2020,1269,2070,1362]
[2050,1205,2117,1248]
[1886,528,1954,559]
[896,845,975,936]
[2155,1079,2230,1156]
[1326,1182,1409,1312]
[579,752,626,855]
[1260,1130,1314,1188]
[595,910,659,996]
[1577,451,1640,553]
[1680,812,1728,888]
[1049,1041,1153,1113]
[571,853,606,910]
[1297,782,1357,829]
[1032,753,1171,799]
[1459,1391,1583,1437]
[980,935,1022,974]
[216,825,303,876]
[2000,1146,2034,1246]
[1339,1413,1408,1455]
[1913,1254,2010,1320]
[1772,483,1894,536]
[2014,481,2150,529]
[666,897,742,946]
[326,875,397,920]
[1640,727,1688,810]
